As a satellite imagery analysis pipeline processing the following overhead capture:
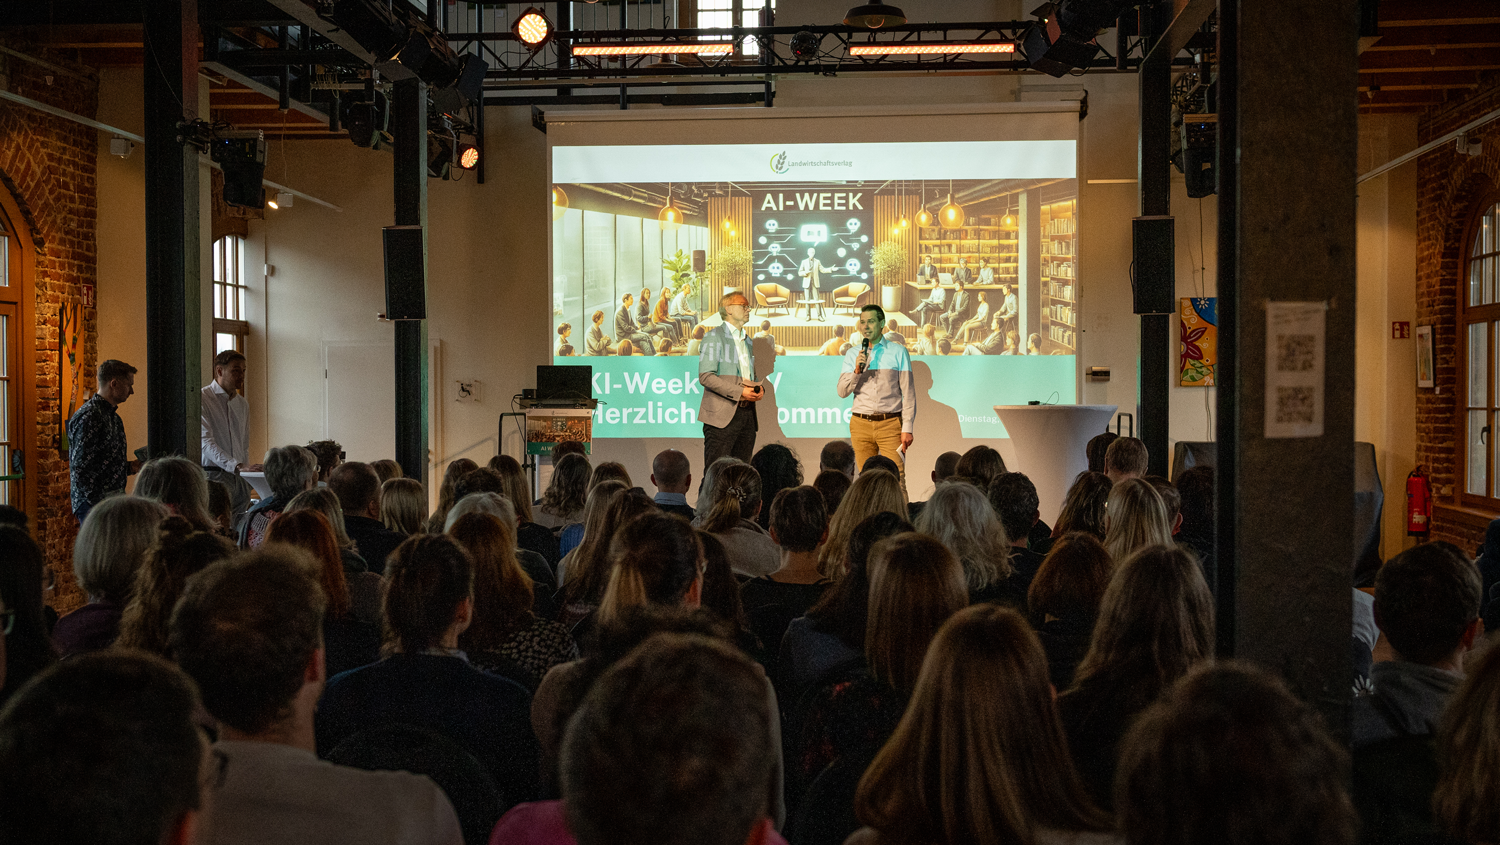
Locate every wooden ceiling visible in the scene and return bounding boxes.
[1359,0,1500,113]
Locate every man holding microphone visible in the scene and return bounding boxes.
[837,304,915,491]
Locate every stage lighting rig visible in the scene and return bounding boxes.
[514,8,554,50]
[431,53,490,115]
[1022,0,1138,77]
[790,31,822,61]
[211,129,268,209]
[458,143,480,171]
[331,0,467,87]
[341,90,391,149]
[1169,60,1217,198]
[428,120,457,180]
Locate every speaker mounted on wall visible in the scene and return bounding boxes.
[1132,216,1175,315]
[383,225,427,320]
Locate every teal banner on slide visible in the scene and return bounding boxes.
[558,354,1076,440]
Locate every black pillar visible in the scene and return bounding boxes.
[392,79,430,487]
[142,0,201,460]
[1137,1,1173,477]
[1221,0,1358,735]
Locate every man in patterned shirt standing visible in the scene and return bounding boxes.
[67,359,141,523]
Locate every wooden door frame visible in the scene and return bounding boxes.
[0,184,39,518]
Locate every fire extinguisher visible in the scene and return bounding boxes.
[1407,467,1432,536]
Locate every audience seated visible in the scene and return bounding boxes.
[556,484,653,628]
[906,450,961,520]
[206,478,236,537]
[1102,436,1148,484]
[860,455,901,478]
[741,487,832,673]
[491,454,561,569]
[306,439,345,485]
[330,462,407,576]
[1053,471,1111,540]
[752,445,804,532]
[370,458,403,484]
[288,486,369,574]
[1433,639,1500,845]
[535,453,590,531]
[953,445,1006,489]
[495,632,783,845]
[786,533,967,842]
[1057,545,1215,810]
[819,440,856,479]
[0,651,209,845]
[649,448,696,521]
[116,516,236,656]
[1084,431,1118,474]
[241,444,318,548]
[170,546,464,845]
[697,532,759,655]
[264,510,383,678]
[1174,465,1217,594]
[381,477,429,536]
[445,492,557,610]
[780,513,912,707]
[1117,662,1357,845]
[0,526,57,706]
[134,455,218,533]
[1101,478,1175,563]
[1026,533,1114,690]
[989,471,1048,580]
[55,495,166,656]
[849,606,1114,845]
[817,470,908,580]
[449,512,577,690]
[316,535,540,810]
[1144,475,1183,535]
[556,481,626,590]
[588,461,632,491]
[695,463,781,578]
[914,481,1020,609]
[427,458,481,535]
[592,512,704,631]
[811,469,851,518]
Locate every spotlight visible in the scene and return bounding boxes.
[514,8,553,49]
[844,4,906,28]
[266,194,279,210]
[553,185,569,220]
[790,31,821,60]
[1021,0,1137,77]
[431,53,490,115]
[341,92,390,149]
[210,129,267,209]
[458,143,480,170]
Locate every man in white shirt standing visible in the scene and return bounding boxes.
[202,350,260,521]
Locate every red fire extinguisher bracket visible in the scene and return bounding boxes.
[1407,467,1432,536]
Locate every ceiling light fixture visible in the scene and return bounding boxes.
[572,42,734,56]
[844,3,907,28]
[940,179,964,227]
[847,41,1015,55]
[659,183,684,231]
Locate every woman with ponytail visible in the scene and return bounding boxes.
[594,512,705,629]
[315,533,541,809]
[117,516,235,657]
[693,462,779,578]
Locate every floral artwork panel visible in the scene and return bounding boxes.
[1180,296,1217,387]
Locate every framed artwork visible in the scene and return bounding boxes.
[1180,297,1217,387]
[1416,325,1434,388]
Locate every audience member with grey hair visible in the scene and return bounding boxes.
[914,481,1018,607]
[53,495,166,657]
[133,456,217,533]
[241,444,318,549]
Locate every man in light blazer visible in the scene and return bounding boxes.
[698,290,763,466]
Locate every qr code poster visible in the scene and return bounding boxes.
[1264,301,1328,439]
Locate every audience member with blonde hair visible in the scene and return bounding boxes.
[288,487,367,573]
[537,453,591,530]
[851,605,1114,845]
[264,508,383,676]
[1102,477,1175,563]
[589,461,632,491]
[1027,532,1115,689]
[913,481,1016,607]
[556,479,628,590]
[1117,662,1356,845]
[426,458,480,534]
[133,456,217,532]
[557,485,656,628]
[490,453,560,568]
[818,469,909,580]
[694,462,780,578]
[370,458,403,483]
[116,516,235,656]
[54,495,167,656]
[1058,544,1215,809]
[449,512,577,690]
[595,513,705,629]
[381,477,428,536]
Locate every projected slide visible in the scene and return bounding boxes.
[551,139,1078,439]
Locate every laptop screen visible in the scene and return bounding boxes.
[537,365,593,403]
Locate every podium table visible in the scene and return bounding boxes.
[994,404,1118,525]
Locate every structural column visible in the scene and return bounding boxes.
[1218,0,1358,734]
[392,79,430,486]
[1137,1,1173,477]
[143,0,201,460]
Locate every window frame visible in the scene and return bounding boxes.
[212,235,250,357]
[1458,189,1500,511]
[0,188,38,517]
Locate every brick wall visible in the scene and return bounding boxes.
[0,45,101,612]
[1415,80,1500,552]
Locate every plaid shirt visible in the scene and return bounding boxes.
[67,394,128,514]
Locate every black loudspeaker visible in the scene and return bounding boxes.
[692,249,706,273]
[1132,216,1175,315]
[383,225,427,320]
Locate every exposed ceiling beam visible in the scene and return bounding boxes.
[1363,23,1500,51]
[256,0,375,65]
[1378,0,1500,27]
[1359,47,1500,70]
[1141,0,1216,69]
[200,59,329,122]
[1359,70,1488,90]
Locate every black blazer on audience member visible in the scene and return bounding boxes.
[657,501,696,521]
[316,652,540,809]
[344,515,408,577]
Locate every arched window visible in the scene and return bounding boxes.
[1462,198,1500,508]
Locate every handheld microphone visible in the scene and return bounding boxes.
[856,337,871,374]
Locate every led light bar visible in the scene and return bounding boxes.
[847,41,1016,56]
[572,42,736,57]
